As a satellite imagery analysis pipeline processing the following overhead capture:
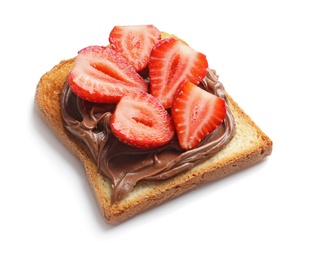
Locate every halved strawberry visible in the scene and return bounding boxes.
[110,91,175,149]
[149,37,208,109]
[109,25,161,71]
[68,45,148,103]
[171,81,226,150]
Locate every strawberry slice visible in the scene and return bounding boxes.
[68,45,148,103]
[110,91,175,149]
[149,37,208,109]
[171,81,226,150]
[109,25,161,71]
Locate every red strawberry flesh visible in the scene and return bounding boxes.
[149,37,208,109]
[172,81,226,150]
[109,25,161,71]
[68,46,148,103]
[110,91,175,149]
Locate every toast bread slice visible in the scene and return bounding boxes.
[35,58,272,225]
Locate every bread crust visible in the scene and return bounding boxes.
[35,58,272,225]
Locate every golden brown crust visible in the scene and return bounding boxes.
[35,58,272,225]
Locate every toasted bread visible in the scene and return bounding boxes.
[35,56,272,224]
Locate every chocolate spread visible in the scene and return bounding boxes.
[60,69,236,203]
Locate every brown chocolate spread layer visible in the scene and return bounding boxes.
[60,69,236,203]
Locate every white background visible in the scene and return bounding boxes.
[1,0,309,259]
